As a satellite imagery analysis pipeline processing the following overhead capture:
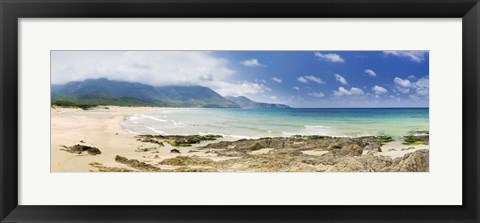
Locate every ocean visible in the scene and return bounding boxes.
[121,108,429,139]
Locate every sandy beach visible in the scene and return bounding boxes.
[51,106,156,172]
[51,106,239,172]
[51,106,429,172]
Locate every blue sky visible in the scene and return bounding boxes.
[52,50,429,108]
[212,51,429,107]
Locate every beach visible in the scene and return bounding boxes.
[51,106,429,172]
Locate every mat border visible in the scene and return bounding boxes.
[1,0,479,222]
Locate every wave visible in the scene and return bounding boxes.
[146,126,166,134]
[141,115,167,122]
[304,125,330,129]
[172,121,185,127]
[129,115,143,121]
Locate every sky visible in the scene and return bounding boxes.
[51,50,429,108]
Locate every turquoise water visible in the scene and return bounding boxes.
[122,108,429,139]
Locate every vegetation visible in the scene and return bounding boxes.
[402,130,429,145]
[52,100,96,110]
[373,135,394,143]
[166,134,223,147]
[290,135,331,140]
[51,78,240,108]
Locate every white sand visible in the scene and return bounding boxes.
[51,106,164,172]
[51,106,236,172]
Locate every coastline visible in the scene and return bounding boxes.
[51,106,429,172]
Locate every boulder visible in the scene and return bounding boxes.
[396,149,429,172]
[115,155,161,171]
[363,141,382,152]
[63,144,101,155]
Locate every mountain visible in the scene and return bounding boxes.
[225,96,290,109]
[51,78,239,108]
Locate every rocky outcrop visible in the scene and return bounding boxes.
[393,149,429,172]
[89,162,132,172]
[61,144,101,155]
[135,146,157,152]
[136,138,164,146]
[159,156,215,166]
[403,131,429,145]
[115,155,161,171]
[137,134,223,147]
[97,135,428,172]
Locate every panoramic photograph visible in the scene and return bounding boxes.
[51,50,429,172]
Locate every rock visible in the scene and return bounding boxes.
[250,142,263,151]
[331,144,363,156]
[160,156,216,166]
[403,132,429,145]
[363,141,382,152]
[89,162,132,172]
[62,144,101,155]
[401,147,415,151]
[118,135,430,172]
[327,143,342,150]
[136,138,164,146]
[79,140,85,143]
[204,141,231,149]
[345,144,363,156]
[135,147,157,152]
[395,149,429,172]
[137,134,222,147]
[115,155,128,163]
[115,155,161,171]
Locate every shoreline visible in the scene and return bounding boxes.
[51,106,429,172]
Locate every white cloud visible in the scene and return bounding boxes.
[272,77,282,83]
[335,74,348,85]
[396,87,411,94]
[308,91,325,98]
[409,95,421,101]
[384,51,428,63]
[333,87,364,96]
[269,96,278,100]
[372,85,388,95]
[297,76,308,83]
[393,76,429,96]
[364,69,377,77]
[51,51,235,86]
[292,86,300,90]
[408,75,416,80]
[305,75,325,84]
[393,77,412,94]
[314,52,345,63]
[415,77,429,88]
[394,77,412,88]
[51,51,271,97]
[297,75,324,84]
[210,81,271,97]
[240,58,265,67]
[415,77,429,96]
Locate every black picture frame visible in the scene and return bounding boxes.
[1,0,479,222]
